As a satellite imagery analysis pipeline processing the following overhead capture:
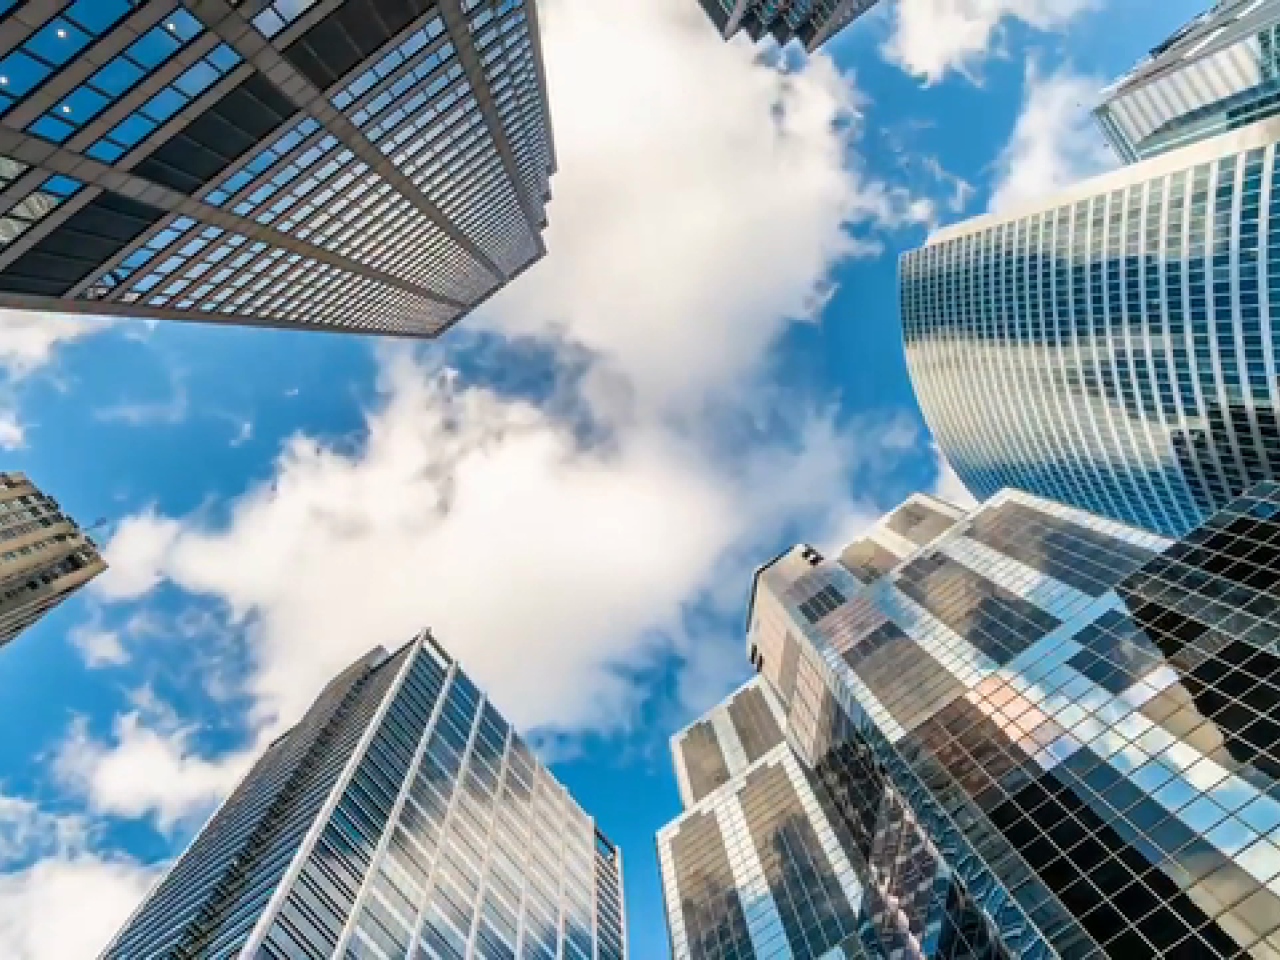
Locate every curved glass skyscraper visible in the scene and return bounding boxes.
[902,114,1280,537]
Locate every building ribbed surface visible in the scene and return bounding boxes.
[902,114,1280,537]
[1095,0,1280,162]
[660,487,1280,957]
[0,0,555,337]
[100,632,625,960]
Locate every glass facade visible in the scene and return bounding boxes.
[1095,0,1280,163]
[0,0,555,338]
[0,469,104,646]
[902,113,1280,538]
[99,632,625,960]
[663,484,1280,958]
[694,0,880,53]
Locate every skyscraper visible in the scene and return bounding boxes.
[1095,0,1280,163]
[0,470,104,646]
[0,0,554,338]
[694,0,880,52]
[902,111,1280,537]
[661,487,1280,958]
[99,631,625,960]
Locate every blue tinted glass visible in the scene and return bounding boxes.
[61,84,108,122]
[109,112,155,148]
[174,59,217,98]
[164,8,202,42]
[42,175,80,196]
[29,114,73,142]
[207,43,240,72]
[25,20,89,65]
[142,87,185,123]
[66,0,130,35]
[86,140,123,163]
[128,26,180,69]
[0,50,49,98]
[91,58,143,97]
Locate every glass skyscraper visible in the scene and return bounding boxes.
[1095,0,1280,163]
[0,0,554,338]
[902,111,1280,537]
[694,0,880,52]
[99,632,625,960]
[661,487,1280,957]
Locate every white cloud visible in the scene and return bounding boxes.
[478,0,930,413]
[932,443,978,508]
[93,510,182,601]
[93,371,188,427]
[229,420,252,447]
[0,411,24,450]
[96,355,893,739]
[85,0,932,824]
[990,62,1113,213]
[0,854,158,960]
[0,793,158,960]
[0,311,105,380]
[883,0,1098,84]
[69,620,129,669]
[0,310,113,445]
[54,712,252,831]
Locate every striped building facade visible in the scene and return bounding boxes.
[100,633,625,960]
[662,487,1280,958]
[903,113,1280,537]
[1095,0,1280,163]
[0,0,554,337]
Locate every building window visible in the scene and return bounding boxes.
[799,584,845,624]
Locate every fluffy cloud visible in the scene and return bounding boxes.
[0,794,157,960]
[54,712,252,832]
[84,0,930,830]
[0,310,112,447]
[478,0,930,411]
[884,0,1098,84]
[69,621,129,669]
[95,355,898,740]
[990,62,1113,212]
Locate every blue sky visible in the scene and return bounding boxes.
[0,0,1210,957]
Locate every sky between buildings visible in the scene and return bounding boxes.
[0,0,1213,957]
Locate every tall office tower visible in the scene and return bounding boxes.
[0,0,554,338]
[662,487,1280,958]
[99,632,625,960]
[694,0,880,52]
[0,470,104,645]
[902,111,1280,538]
[1096,0,1280,163]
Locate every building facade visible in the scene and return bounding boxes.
[0,0,554,338]
[662,487,1280,958]
[1095,0,1280,163]
[0,470,103,646]
[99,632,625,960]
[694,0,879,52]
[902,111,1280,538]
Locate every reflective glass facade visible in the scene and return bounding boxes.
[1096,0,1280,163]
[99,632,625,960]
[694,0,880,53]
[0,0,555,338]
[664,485,1280,957]
[0,469,104,646]
[902,114,1280,538]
